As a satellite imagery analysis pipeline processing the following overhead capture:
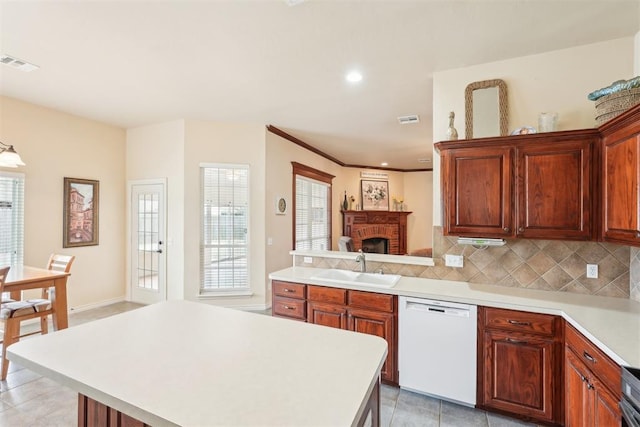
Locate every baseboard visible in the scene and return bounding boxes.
[68,296,127,313]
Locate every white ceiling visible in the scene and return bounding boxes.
[1,1,638,170]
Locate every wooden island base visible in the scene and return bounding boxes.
[78,379,380,427]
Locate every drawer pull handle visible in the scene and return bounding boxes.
[505,338,528,345]
[508,320,531,326]
[283,288,293,292]
[283,305,295,310]
[583,351,596,363]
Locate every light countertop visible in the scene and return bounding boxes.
[8,300,387,427]
[270,266,640,367]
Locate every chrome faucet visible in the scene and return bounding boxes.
[355,249,366,273]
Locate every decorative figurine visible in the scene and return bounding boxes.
[446,111,459,140]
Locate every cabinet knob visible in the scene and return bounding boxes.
[587,383,595,390]
[636,231,640,238]
[505,338,528,345]
[580,375,587,382]
[518,227,524,233]
[503,227,510,232]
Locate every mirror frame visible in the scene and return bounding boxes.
[464,79,509,139]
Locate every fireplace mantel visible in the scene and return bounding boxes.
[342,210,412,255]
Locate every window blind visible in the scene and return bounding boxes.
[0,172,24,267]
[200,164,250,294]
[295,175,329,250]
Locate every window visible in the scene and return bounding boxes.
[292,162,334,250]
[0,172,24,267]
[200,164,250,295]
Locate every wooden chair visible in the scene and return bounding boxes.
[41,254,75,300]
[0,265,57,379]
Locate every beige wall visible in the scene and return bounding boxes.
[0,96,126,309]
[264,131,434,301]
[183,120,267,309]
[432,37,634,226]
[126,120,185,300]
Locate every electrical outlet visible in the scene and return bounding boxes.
[586,264,598,279]
[303,257,313,264]
[445,254,464,268]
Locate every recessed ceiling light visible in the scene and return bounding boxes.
[381,162,389,166]
[346,71,363,83]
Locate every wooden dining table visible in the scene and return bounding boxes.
[5,265,71,330]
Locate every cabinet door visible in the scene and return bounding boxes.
[482,330,556,422]
[603,133,640,244]
[307,301,348,329]
[565,347,590,427]
[517,141,594,240]
[592,377,621,427]
[442,146,514,237]
[348,308,396,384]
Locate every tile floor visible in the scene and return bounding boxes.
[0,302,536,426]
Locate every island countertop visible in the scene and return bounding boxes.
[270,266,640,368]
[8,300,387,427]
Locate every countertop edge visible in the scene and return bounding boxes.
[269,267,640,367]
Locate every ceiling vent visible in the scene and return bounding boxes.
[1,54,39,72]
[398,115,420,125]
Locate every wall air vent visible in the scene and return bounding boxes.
[398,115,420,125]
[1,54,39,72]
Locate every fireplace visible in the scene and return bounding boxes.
[362,237,389,254]
[341,210,411,255]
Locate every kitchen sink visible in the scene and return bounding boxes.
[310,269,401,288]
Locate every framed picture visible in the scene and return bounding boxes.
[361,180,389,211]
[63,177,99,247]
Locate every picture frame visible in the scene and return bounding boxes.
[275,196,287,215]
[63,177,99,248]
[361,180,389,211]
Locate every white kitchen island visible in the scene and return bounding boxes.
[7,300,387,427]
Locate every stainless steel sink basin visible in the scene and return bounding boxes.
[310,269,401,288]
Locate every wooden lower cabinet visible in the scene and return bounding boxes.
[78,394,149,427]
[277,282,398,384]
[477,307,562,425]
[564,323,621,426]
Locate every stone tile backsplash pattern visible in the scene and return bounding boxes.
[296,226,633,299]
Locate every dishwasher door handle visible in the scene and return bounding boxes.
[405,301,470,317]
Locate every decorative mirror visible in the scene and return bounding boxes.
[465,79,508,139]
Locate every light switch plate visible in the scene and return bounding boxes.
[586,264,598,279]
[445,254,464,268]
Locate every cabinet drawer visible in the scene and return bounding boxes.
[565,323,621,398]
[272,281,306,299]
[483,307,557,337]
[273,297,306,320]
[307,285,347,305]
[348,290,395,312]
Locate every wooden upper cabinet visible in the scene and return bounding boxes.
[436,130,599,241]
[517,140,594,240]
[602,132,640,244]
[442,146,514,238]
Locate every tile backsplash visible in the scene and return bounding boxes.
[297,226,637,300]
[431,227,629,298]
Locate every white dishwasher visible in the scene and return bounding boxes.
[398,296,477,406]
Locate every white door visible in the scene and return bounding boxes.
[130,181,166,304]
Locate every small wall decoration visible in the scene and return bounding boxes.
[361,180,389,211]
[275,196,287,215]
[63,177,99,247]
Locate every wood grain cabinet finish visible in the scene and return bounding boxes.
[600,105,640,246]
[477,307,563,425]
[436,130,599,241]
[271,281,398,384]
[517,141,594,240]
[564,323,621,426]
[441,146,514,238]
[306,285,397,384]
